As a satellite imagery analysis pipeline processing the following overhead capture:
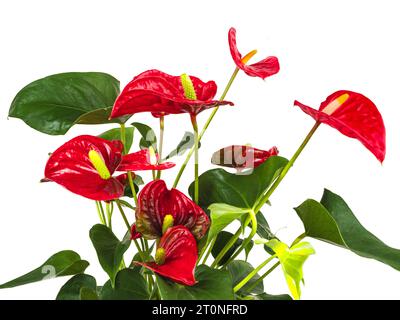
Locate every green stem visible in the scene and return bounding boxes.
[156,116,165,180]
[105,202,113,230]
[211,228,242,268]
[127,171,138,206]
[115,199,131,230]
[95,201,106,225]
[291,232,306,247]
[233,255,276,293]
[120,123,127,154]
[221,210,257,268]
[173,67,240,188]
[191,115,199,204]
[201,237,217,265]
[246,261,280,294]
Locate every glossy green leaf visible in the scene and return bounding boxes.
[266,239,315,300]
[252,292,292,300]
[211,231,244,266]
[0,250,89,289]
[207,203,251,242]
[9,72,124,135]
[131,122,157,151]
[163,131,198,160]
[189,156,288,211]
[227,260,264,296]
[56,274,97,300]
[98,127,134,153]
[295,189,400,271]
[157,265,234,300]
[100,269,149,300]
[80,287,99,300]
[89,224,130,285]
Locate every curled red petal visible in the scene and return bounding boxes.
[294,90,386,162]
[211,145,279,169]
[135,226,198,286]
[228,27,280,79]
[44,135,125,201]
[135,180,210,240]
[110,69,233,119]
[117,149,175,171]
[130,224,142,240]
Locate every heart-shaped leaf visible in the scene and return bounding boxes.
[226,260,264,296]
[89,224,131,285]
[100,269,149,300]
[189,156,288,211]
[131,122,157,151]
[295,189,400,271]
[98,127,134,153]
[9,72,124,135]
[56,274,97,300]
[156,265,234,300]
[0,250,89,289]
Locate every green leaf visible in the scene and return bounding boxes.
[207,203,251,242]
[100,269,149,300]
[266,240,315,300]
[98,127,134,153]
[189,156,288,211]
[80,287,99,300]
[9,72,124,135]
[0,250,89,289]
[252,292,292,300]
[227,260,264,296]
[163,131,198,160]
[56,274,97,300]
[157,265,234,300]
[131,122,157,151]
[211,231,244,266]
[254,213,274,240]
[89,224,131,285]
[295,189,400,271]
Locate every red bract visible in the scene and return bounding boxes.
[294,90,386,162]
[44,135,125,201]
[211,145,279,169]
[135,179,209,240]
[228,27,280,79]
[135,226,198,286]
[130,224,142,240]
[118,149,175,171]
[110,70,233,119]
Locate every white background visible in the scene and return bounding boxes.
[0,0,399,300]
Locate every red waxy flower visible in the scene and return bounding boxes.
[211,145,278,169]
[294,90,386,162]
[118,148,175,171]
[44,136,175,201]
[130,224,142,240]
[110,70,233,119]
[228,27,280,79]
[135,179,209,240]
[135,226,198,286]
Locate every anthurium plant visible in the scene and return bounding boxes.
[1,27,397,301]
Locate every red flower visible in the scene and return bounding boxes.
[44,136,175,201]
[294,90,386,162]
[211,145,278,169]
[228,27,280,79]
[130,224,142,240]
[118,148,175,171]
[110,70,233,119]
[135,226,198,286]
[135,180,209,240]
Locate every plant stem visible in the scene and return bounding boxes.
[233,255,276,293]
[201,237,217,265]
[156,116,165,180]
[211,228,242,268]
[115,199,131,230]
[120,123,127,154]
[105,202,113,230]
[221,210,257,268]
[95,201,106,225]
[291,232,306,247]
[127,171,138,206]
[246,261,280,294]
[173,67,240,188]
[191,115,199,204]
